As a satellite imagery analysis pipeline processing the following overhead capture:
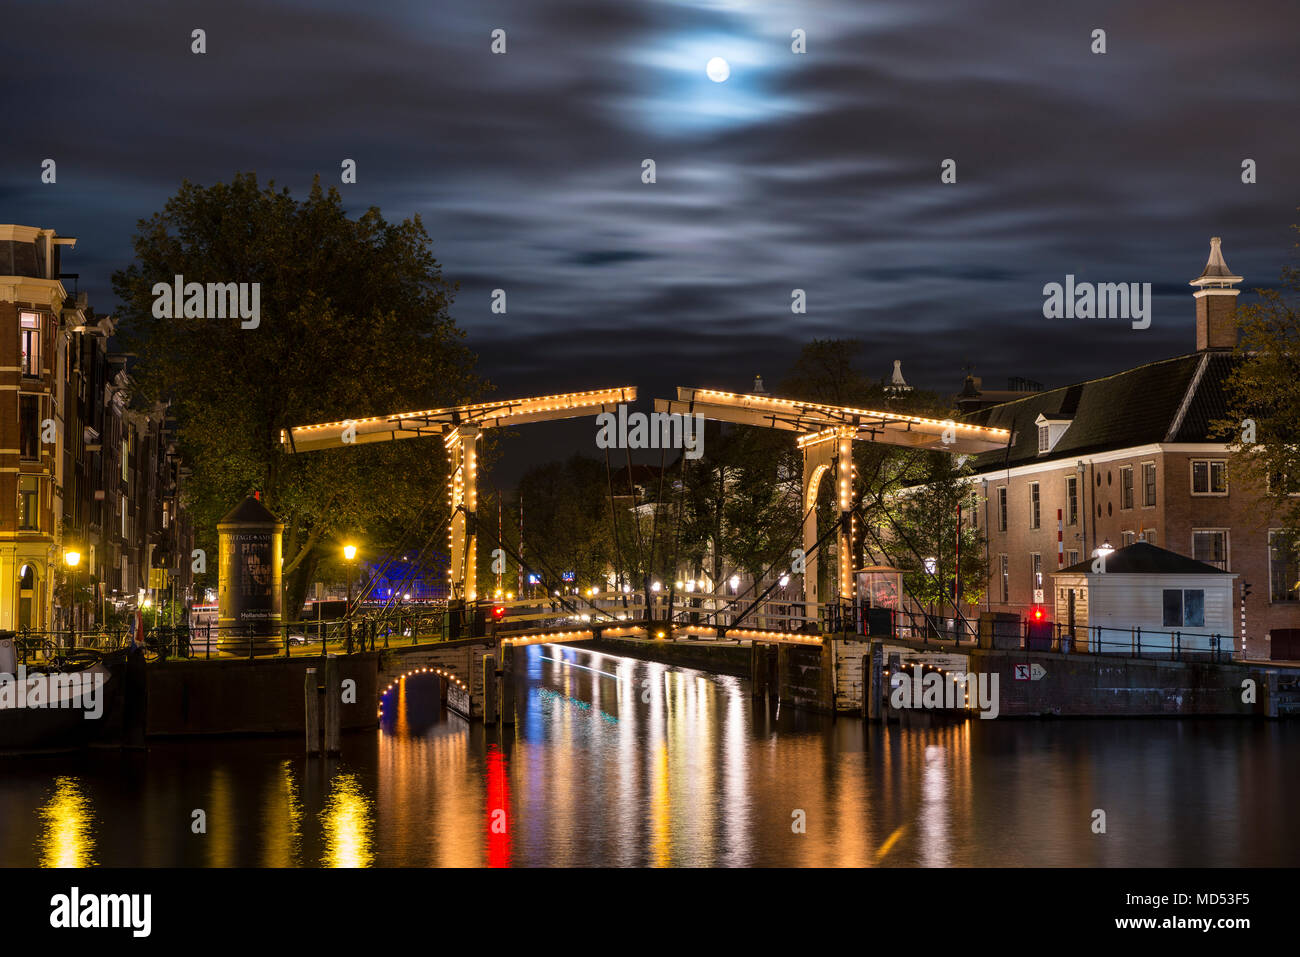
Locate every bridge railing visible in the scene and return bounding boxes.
[511,596,822,632]
[1023,620,1232,662]
[15,604,451,663]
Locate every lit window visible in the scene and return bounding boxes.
[1192,530,1228,570]
[18,476,40,530]
[1269,531,1300,603]
[1142,463,1156,507]
[1191,459,1227,495]
[20,312,40,378]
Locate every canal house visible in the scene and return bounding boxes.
[960,238,1300,660]
[1052,541,1236,657]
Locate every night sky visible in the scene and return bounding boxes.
[3,0,1297,479]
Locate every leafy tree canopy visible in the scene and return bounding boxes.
[112,173,488,616]
[1217,217,1300,540]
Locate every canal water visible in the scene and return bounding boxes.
[2,643,1297,867]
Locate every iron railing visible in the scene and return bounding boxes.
[1018,620,1232,661]
[13,601,451,664]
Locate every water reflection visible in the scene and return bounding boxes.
[37,776,95,868]
[320,772,374,868]
[1,645,1298,867]
[485,745,511,867]
[263,759,303,867]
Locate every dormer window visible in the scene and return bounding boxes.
[1034,413,1071,455]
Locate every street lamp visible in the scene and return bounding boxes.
[343,543,357,652]
[64,550,81,638]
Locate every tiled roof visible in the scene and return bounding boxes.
[219,495,280,525]
[964,352,1239,471]
[1172,352,1235,442]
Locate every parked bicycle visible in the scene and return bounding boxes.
[15,627,58,664]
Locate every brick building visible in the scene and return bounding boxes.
[961,238,1297,660]
[1,223,193,634]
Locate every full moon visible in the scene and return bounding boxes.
[706,57,730,83]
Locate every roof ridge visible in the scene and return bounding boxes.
[965,353,1202,417]
[1164,352,1210,442]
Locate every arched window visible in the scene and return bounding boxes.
[18,564,35,590]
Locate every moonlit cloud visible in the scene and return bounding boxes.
[1,0,1296,478]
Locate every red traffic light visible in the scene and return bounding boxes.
[492,605,507,620]
[1032,606,1045,621]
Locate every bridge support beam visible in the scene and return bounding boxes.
[447,425,481,605]
[799,428,856,626]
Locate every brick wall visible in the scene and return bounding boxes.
[977,449,1299,659]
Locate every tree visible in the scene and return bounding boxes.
[781,338,883,406]
[112,173,487,618]
[722,427,802,581]
[1217,218,1300,536]
[508,456,616,590]
[859,453,987,613]
[780,339,987,613]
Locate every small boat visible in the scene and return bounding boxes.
[0,636,134,756]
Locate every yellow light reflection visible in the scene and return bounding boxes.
[650,741,671,868]
[875,823,907,863]
[37,776,96,868]
[320,772,375,868]
[262,759,304,867]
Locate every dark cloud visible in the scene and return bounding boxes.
[2,0,1297,485]
[564,249,657,267]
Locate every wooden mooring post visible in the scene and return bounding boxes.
[482,654,498,724]
[323,654,341,756]
[499,642,515,725]
[305,667,321,755]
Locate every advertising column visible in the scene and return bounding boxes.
[216,495,283,655]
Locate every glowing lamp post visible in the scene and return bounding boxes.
[64,550,81,638]
[344,544,358,653]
